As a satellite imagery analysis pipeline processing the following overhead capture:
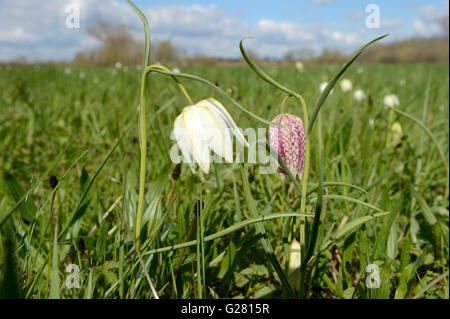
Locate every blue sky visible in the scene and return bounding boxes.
[129,0,426,28]
[0,0,448,61]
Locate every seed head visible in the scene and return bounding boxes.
[66,244,76,264]
[417,264,428,278]
[194,200,205,217]
[49,175,58,189]
[77,238,85,254]
[345,262,353,275]
[171,164,181,181]
[248,171,255,183]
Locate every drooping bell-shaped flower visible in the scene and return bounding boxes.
[173,98,248,174]
[268,113,305,180]
[340,78,353,92]
[295,61,304,72]
[319,81,333,94]
[288,239,301,273]
[353,89,366,101]
[388,121,403,147]
[288,239,301,289]
[383,94,400,107]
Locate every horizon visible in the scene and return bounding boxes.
[0,0,449,62]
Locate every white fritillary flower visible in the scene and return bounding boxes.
[353,89,366,102]
[173,98,248,174]
[295,61,304,72]
[388,122,403,147]
[384,94,400,107]
[340,78,353,92]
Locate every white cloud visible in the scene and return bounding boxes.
[0,0,365,61]
[0,27,39,42]
[413,5,449,37]
[380,19,403,29]
[311,0,334,4]
[331,30,364,46]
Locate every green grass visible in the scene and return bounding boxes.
[0,62,448,299]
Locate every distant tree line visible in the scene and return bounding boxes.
[2,19,448,67]
[72,19,449,66]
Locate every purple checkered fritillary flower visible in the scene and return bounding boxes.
[268,113,306,181]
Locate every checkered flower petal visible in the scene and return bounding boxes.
[268,113,305,180]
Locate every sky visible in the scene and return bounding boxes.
[0,0,448,62]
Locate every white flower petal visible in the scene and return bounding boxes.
[184,106,212,174]
[174,115,196,173]
[173,97,248,175]
[199,98,249,147]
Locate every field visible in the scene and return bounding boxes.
[0,62,448,299]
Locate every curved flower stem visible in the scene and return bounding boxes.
[295,95,310,255]
[135,73,148,242]
[278,94,309,259]
[280,95,291,114]
[277,93,310,253]
[147,64,193,104]
[146,68,281,127]
[239,36,311,259]
[135,65,193,242]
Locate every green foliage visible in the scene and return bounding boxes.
[0,60,448,299]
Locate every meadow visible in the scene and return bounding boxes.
[0,61,448,299]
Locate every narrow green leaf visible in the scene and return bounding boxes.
[259,140,302,195]
[413,271,449,299]
[0,141,73,228]
[49,224,60,299]
[1,171,37,223]
[125,0,150,70]
[144,212,313,256]
[239,164,296,297]
[308,34,388,135]
[410,185,437,225]
[335,213,388,240]
[59,127,129,239]
[310,194,388,214]
[239,37,299,98]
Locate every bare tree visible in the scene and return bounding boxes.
[74,19,143,66]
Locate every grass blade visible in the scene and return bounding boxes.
[125,0,150,70]
[308,34,388,135]
[0,141,73,228]
[59,127,130,239]
[144,212,313,256]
